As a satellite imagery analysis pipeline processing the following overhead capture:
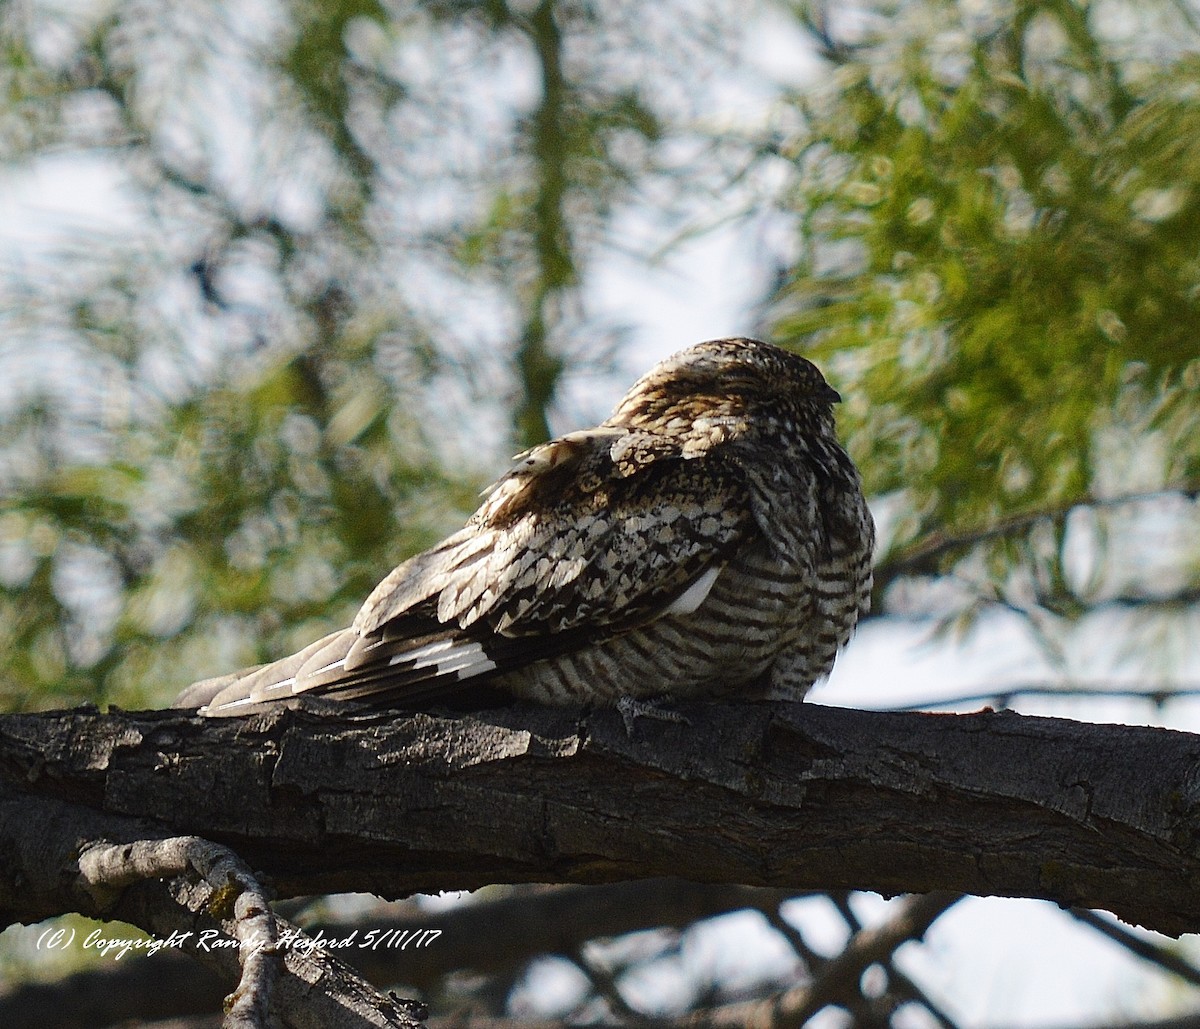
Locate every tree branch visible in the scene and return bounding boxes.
[672,891,961,1027]
[2,701,1199,940]
[1067,907,1200,988]
[78,836,281,1028]
[874,481,1200,590]
[877,682,1200,712]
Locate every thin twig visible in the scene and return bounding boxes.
[876,683,1200,713]
[876,482,1200,587]
[1069,908,1200,988]
[824,893,960,1029]
[79,836,280,1029]
[568,947,652,1024]
[672,893,962,1028]
[762,907,825,970]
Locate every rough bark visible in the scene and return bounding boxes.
[2,700,1199,938]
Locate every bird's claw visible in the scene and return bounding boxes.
[616,695,689,735]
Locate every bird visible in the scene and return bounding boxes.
[176,337,874,716]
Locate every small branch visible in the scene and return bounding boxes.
[829,892,862,933]
[672,892,961,1027]
[762,907,825,970]
[568,949,648,1024]
[0,784,424,1028]
[795,0,861,64]
[1062,586,1200,614]
[781,892,961,1027]
[1068,908,1200,989]
[875,482,1200,588]
[774,892,962,1029]
[110,873,425,1029]
[79,837,280,1029]
[877,683,1200,712]
[882,962,961,1029]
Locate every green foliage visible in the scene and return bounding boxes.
[0,345,472,712]
[279,0,395,185]
[771,0,1200,551]
[0,0,703,710]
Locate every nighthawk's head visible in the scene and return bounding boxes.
[606,337,842,446]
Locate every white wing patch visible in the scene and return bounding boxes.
[394,638,456,669]
[664,565,721,616]
[392,638,498,678]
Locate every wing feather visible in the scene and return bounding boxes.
[195,427,753,713]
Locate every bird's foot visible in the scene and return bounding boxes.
[616,695,689,735]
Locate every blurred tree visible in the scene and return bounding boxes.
[770,0,1200,655]
[1,0,1199,1026]
[0,0,718,711]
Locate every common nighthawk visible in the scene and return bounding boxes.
[177,337,874,715]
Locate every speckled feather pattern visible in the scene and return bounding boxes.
[178,337,875,715]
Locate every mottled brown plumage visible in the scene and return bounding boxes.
[177,337,874,715]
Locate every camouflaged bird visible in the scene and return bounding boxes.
[177,337,874,716]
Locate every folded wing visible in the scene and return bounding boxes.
[188,427,753,714]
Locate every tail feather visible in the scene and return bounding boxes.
[180,629,347,715]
